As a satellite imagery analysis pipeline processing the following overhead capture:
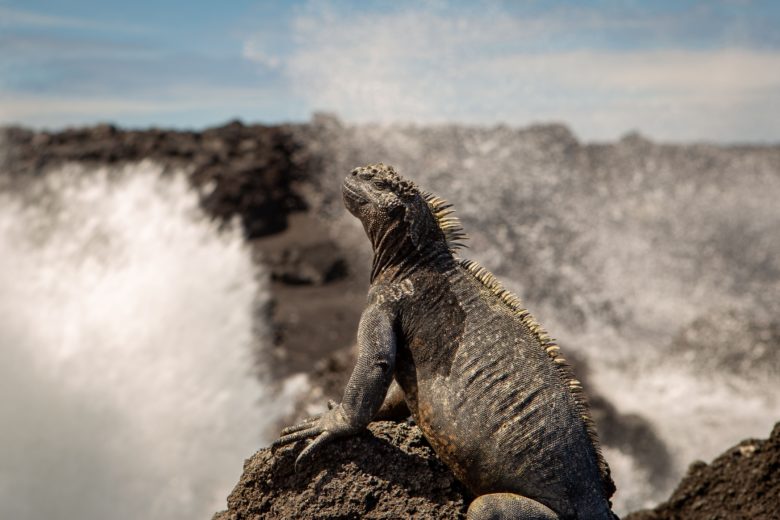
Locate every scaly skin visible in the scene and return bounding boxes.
[273,164,618,519]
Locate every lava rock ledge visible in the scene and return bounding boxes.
[215,421,780,520]
[213,421,469,520]
[625,422,780,520]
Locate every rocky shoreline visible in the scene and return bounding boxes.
[3,120,779,517]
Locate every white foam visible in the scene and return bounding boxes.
[0,162,294,520]
[602,359,779,514]
[602,446,657,513]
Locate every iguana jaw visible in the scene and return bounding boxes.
[342,180,369,215]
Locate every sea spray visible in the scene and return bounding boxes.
[600,361,779,512]
[0,162,297,520]
[295,119,780,514]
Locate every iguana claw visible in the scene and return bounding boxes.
[271,402,358,471]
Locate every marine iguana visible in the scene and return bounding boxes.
[273,164,617,519]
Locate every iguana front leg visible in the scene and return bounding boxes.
[272,303,397,467]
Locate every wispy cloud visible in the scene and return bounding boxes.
[0,34,159,61]
[243,2,780,141]
[0,6,149,33]
[242,40,281,70]
[0,85,292,128]
[0,3,289,127]
[1,1,778,140]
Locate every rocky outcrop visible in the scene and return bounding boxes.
[626,422,780,520]
[0,121,309,237]
[213,421,468,520]
[215,422,780,519]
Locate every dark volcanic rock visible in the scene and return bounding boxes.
[216,422,780,520]
[263,241,348,285]
[626,422,780,520]
[214,421,469,520]
[1,120,309,237]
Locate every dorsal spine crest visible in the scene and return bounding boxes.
[420,190,468,252]
[458,257,615,498]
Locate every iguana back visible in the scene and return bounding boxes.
[392,258,615,518]
[274,164,617,520]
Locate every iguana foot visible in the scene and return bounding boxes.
[467,493,559,520]
[271,400,360,470]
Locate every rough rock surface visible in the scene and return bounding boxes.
[0,121,309,237]
[216,421,780,520]
[213,421,469,520]
[625,422,780,520]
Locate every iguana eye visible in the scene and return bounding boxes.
[372,179,388,189]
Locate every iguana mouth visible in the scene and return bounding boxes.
[341,177,368,199]
[342,183,360,197]
[342,181,368,207]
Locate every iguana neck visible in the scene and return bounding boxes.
[368,219,452,284]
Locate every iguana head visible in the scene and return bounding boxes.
[343,163,417,222]
[343,163,466,281]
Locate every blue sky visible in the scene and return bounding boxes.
[1,0,779,141]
